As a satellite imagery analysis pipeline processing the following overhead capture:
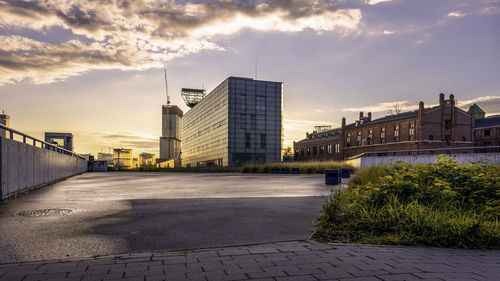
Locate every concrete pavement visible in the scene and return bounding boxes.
[0,240,498,281]
[0,172,330,262]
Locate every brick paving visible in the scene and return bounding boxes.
[0,240,498,281]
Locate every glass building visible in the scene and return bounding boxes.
[182,77,283,167]
[113,148,133,169]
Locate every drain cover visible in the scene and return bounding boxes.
[17,209,73,217]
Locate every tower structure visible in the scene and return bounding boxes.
[159,70,183,164]
[0,111,10,138]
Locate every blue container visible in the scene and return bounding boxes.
[270,168,279,174]
[291,168,300,174]
[281,168,289,174]
[325,169,341,185]
[340,167,351,178]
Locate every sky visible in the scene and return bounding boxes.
[1,0,499,157]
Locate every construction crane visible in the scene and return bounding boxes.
[164,67,170,105]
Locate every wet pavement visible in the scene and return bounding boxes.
[0,172,330,262]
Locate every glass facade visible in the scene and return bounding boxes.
[182,77,283,167]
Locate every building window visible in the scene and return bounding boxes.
[429,135,434,140]
[346,133,351,143]
[245,133,251,148]
[306,148,310,156]
[260,134,266,149]
[357,131,361,146]
[445,135,451,145]
[312,146,317,155]
[327,144,332,154]
[368,129,373,144]
[239,114,246,129]
[250,114,256,130]
[237,94,245,110]
[381,127,386,143]
[445,119,451,130]
[484,129,491,136]
[319,145,325,155]
[256,96,266,111]
[394,125,399,141]
[461,136,466,142]
[295,150,299,157]
[334,143,340,153]
[409,123,415,141]
[301,148,305,156]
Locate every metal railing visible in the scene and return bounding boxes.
[347,146,500,160]
[0,124,85,159]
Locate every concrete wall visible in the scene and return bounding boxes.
[349,153,500,169]
[0,137,87,200]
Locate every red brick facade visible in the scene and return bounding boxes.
[294,94,478,161]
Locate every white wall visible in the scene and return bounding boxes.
[349,153,500,169]
[1,137,87,200]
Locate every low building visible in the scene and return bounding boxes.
[139,153,156,167]
[294,94,476,161]
[45,132,73,151]
[113,148,133,169]
[474,114,500,152]
[97,153,113,167]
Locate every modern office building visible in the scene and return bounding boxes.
[0,111,10,138]
[97,152,113,167]
[182,76,283,167]
[113,148,133,169]
[44,132,73,151]
[159,104,183,163]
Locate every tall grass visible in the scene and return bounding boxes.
[316,156,500,249]
[241,161,356,174]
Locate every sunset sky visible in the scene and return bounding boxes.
[1,0,499,157]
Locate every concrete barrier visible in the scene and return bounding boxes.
[0,137,87,200]
[347,153,500,170]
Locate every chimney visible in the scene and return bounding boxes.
[367,112,372,121]
[439,93,445,105]
[419,101,424,112]
[341,117,346,129]
[306,132,309,139]
[449,94,455,106]
[359,111,364,120]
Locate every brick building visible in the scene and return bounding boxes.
[474,114,500,152]
[294,94,478,161]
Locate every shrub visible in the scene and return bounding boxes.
[316,156,500,249]
[241,161,356,174]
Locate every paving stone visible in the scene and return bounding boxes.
[376,273,422,281]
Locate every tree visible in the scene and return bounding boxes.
[388,103,402,115]
[283,146,293,156]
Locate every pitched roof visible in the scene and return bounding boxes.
[475,115,500,129]
[470,103,485,114]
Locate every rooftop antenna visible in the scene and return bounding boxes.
[254,57,257,80]
[163,67,170,105]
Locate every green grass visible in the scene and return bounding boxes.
[316,156,500,249]
[241,161,356,174]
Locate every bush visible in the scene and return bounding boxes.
[241,161,356,174]
[316,156,500,249]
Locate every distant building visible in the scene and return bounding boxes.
[97,152,113,167]
[139,153,156,167]
[474,114,500,152]
[159,104,183,164]
[294,94,476,161]
[45,132,73,151]
[0,111,10,138]
[182,77,283,167]
[113,148,133,169]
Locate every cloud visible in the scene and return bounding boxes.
[479,6,500,15]
[365,0,393,5]
[340,96,500,114]
[383,30,394,35]
[447,11,466,17]
[0,0,362,85]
